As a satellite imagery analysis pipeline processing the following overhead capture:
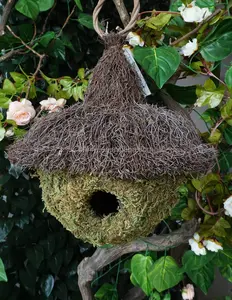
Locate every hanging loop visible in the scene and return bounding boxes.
[93,0,140,38]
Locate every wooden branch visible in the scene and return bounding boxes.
[112,0,130,27]
[57,5,76,38]
[0,0,15,36]
[171,8,222,46]
[0,49,21,62]
[77,219,198,300]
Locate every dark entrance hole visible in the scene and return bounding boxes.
[89,191,119,217]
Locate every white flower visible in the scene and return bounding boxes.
[126,32,144,47]
[224,196,232,217]
[203,239,223,252]
[5,127,14,138]
[189,232,206,256]
[178,1,212,23]
[182,284,195,300]
[180,38,198,57]
[7,99,36,126]
[40,97,66,113]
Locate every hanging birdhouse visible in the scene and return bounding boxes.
[8,1,216,246]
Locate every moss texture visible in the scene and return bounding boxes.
[38,171,186,246]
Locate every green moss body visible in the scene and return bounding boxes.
[38,172,186,246]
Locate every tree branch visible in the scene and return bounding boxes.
[0,0,15,36]
[112,0,130,27]
[77,219,198,300]
[170,8,222,46]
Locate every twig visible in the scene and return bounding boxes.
[211,118,224,137]
[0,0,15,36]
[40,0,57,36]
[57,6,76,38]
[139,10,180,17]
[77,219,198,300]
[171,8,222,46]
[0,49,21,62]
[195,191,221,216]
[6,25,43,59]
[112,0,130,27]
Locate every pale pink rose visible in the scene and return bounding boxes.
[40,98,66,113]
[7,99,36,126]
[182,284,195,300]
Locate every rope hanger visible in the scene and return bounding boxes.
[93,0,140,38]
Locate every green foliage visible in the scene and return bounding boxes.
[95,283,118,300]
[0,259,7,282]
[134,46,181,89]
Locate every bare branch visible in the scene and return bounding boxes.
[112,0,130,27]
[0,49,21,62]
[0,0,15,36]
[77,219,198,300]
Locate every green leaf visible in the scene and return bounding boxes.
[218,151,232,172]
[3,79,16,95]
[0,258,7,282]
[19,262,37,296]
[225,67,232,89]
[10,72,27,84]
[208,129,222,144]
[145,13,172,30]
[15,0,40,20]
[78,68,85,80]
[37,0,54,11]
[95,283,118,300]
[77,13,94,29]
[39,31,55,47]
[186,263,214,294]
[0,219,14,242]
[134,46,181,89]
[220,265,232,283]
[0,97,11,109]
[149,256,183,293]
[214,244,232,267]
[0,174,11,185]
[200,19,232,62]
[74,0,83,11]
[224,126,232,145]
[171,197,187,220]
[50,39,66,60]
[196,79,225,108]
[182,251,216,271]
[26,245,44,268]
[131,254,154,295]
[72,86,84,101]
[40,274,54,297]
[165,84,197,105]
[150,291,161,300]
[221,99,232,119]
[181,207,195,220]
[196,0,215,10]
[54,281,68,300]
[48,251,63,274]
[0,128,5,142]
[60,77,73,88]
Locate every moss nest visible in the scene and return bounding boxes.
[38,171,186,246]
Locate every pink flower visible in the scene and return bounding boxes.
[182,284,195,300]
[40,97,66,113]
[7,99,36,126]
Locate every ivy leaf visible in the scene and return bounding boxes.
[208,129,222,144]
[74,0,83,11]
[77,13,94,29]
[218,151,232,172]
[196,0,215,10]
[149,256,183,293]
[15,0,40,20]
[130,254,154,295]
[3,79,16,95]
[48,251,63,274]
[145,13,172,30]
[224,126,232,145]
[0,219,14,242]
[219,265,232,283]
[165,84,197,105]
[171,197,187,220]
[50,39,66,60]
[225,67,232,89]
[221,99,232,120]
[0,128,6,142]
[40,274,54,297]
[10,72,27,84]
[95,283,118,300]
[186,263,214,294]
[26,245,44,269]
[195,79,225,108]
[134,46,181,89]
[200,19,232,61]
[0,258,7,282]
[182,251,216,271]
[214,244,232,267]
[39,31,55,47]
[37,0,54,11]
